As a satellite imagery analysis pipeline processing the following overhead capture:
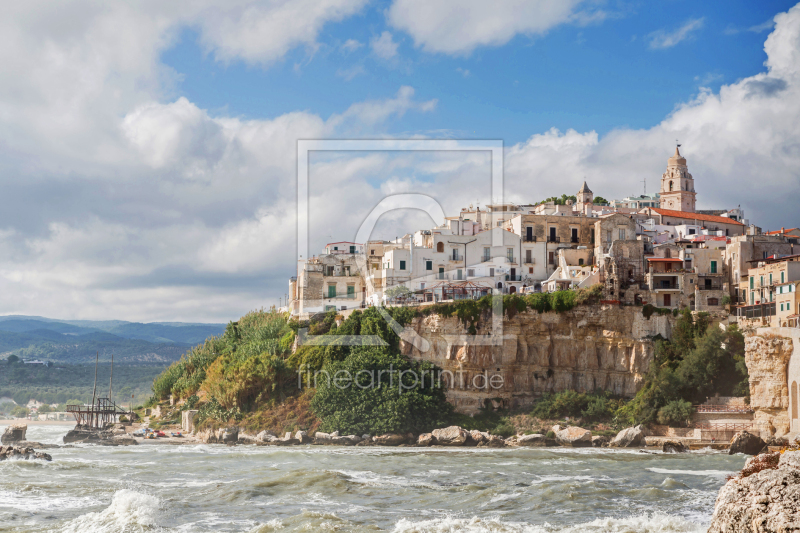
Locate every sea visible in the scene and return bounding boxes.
[0,423,745,533]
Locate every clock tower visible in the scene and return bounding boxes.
[659,146,696,212]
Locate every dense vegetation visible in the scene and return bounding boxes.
[535,194,609,206]
[0,359,165,407]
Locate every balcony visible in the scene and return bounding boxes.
[570,237,579,244]
[523,236,537,243]
[449,254,463,262]
[547,236,560,243]
[505,275,523,281]
[524,258,534,264]
[324,293,359,300]
[482,255,491,263]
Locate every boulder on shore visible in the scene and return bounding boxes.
[373,434,406,446]
[591,435,609,448]
[0,445,52,461]
[295,430,312,444]
[468,430,487,446]
[313,432,334,445]
[417,433,436,446]
[707,451,800,532]
[662,440,688,453]
[516,434,547,447]
[431,426,468,446]
[729,431,767,456]
[480,434,506,448]
[555,426,592,447]
[221,427,239,444]
[609,426,646,448]
[1,424,27,445]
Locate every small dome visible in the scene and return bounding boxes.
[668,146,687,167]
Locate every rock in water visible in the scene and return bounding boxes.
[468,430,487,446]
[662,440,687,453]
[295,430,311,444]
[591,435,609,448]
[555,426,592,447]
[431,426,468,446]
[729,431,767,455]
[708,451,800,532]
[1,424,27,445]
[221,427,239,444]
[516,434,546,447]
[609,426,646,448]
[0,445,52,461]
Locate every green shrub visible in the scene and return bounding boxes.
[310,347,452,435]
[657,399,694,427]
[491,423,516,438]
[545,430,555,438]
[531,390,620,421]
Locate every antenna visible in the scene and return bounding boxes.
[642,178,646,196]
[91,350,99,406]
[676,139,681,148]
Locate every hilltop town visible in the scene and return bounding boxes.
[288,146,796,329]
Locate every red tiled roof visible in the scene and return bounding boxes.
[650,208,745,226]
[765,228,800,235]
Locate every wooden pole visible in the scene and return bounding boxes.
[109,353,114,400]
[91,351,99,427]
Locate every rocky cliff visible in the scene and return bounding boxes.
[400,304,674,414]
[745,333,795,437]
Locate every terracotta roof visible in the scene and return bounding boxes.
[646,257,684,262]
[650,208,744,226]
[765,228,800,235]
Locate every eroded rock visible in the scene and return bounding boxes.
[729,431,767,456]
[516,434,546,447]
[1,424,27,445]
[662,440,687,453]
[555,426,592,447]
[0,445,52,462]
[609,426,646,448]
[431,426,468,446]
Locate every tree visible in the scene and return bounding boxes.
[6,355,19,364]
[385,285,411,303]
[38,404,54,413]
[592,196,610,205]
[311,347,452,435]
[11,405,29,418]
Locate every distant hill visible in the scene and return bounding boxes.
[0,315,227,364]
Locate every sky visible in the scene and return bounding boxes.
[0,0,799,323]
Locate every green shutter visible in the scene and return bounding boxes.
[750,277,754,289]
[400,260,406,270]
[710,261,717,274]
[347,286,354,298]
[328,285,336,298]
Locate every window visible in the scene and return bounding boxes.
[420,282,425,289]
[708,297,719,306]
[669,181,673,191]
[763,251,768,259]
[489,267,495,277]
[750,276,754,289]
[456,269,462,280]
[529,267,533,273]
[618,229,626,240]
[578,258,584,266]
[590,228,595,244]
[665,249,671,258]
[571,228,578,243]
[751,291,754,304]
[782,271,786,283]
[438,267,445,279]
[688,228,696,235]
[437,242,444,253]
[483,247,490,262]
[347,285,355,298]
[507,248,514,262]
[525,250,532,263]
[548,252,555,265]
[349,245,356,253]
[711,261,717,274]
[370,249,375,255]
[399,260,406,270]
[607,230,612,242]
[467,269,475,277]
[333,246,338,251]
[426,260,432,270]
[761,275,764,287]
[327,285,336,298]
[769,273,773,285]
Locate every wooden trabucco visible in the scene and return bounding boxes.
[66,398,128,429]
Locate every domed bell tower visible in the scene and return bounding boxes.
[659,145,696,212]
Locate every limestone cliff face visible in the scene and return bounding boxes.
[745,334,795,437]
[400,305,674,414]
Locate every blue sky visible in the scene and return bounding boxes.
[0,1,799,321]
[162,1,791,143]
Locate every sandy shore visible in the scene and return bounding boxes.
[0,419,74,426]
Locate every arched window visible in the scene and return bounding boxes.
[497,282,503,289]
[509,286,517,294]
[669,181,673,191]
[436,242,444,253]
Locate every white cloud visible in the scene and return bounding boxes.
[648,17,705,49]
[336,64,366,80]
[371,31,399,60]
[387,0,592,55]
[341,38,363,53]
[456,67,471,77]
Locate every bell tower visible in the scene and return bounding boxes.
[576,180,593,213]
[659,146,696,212]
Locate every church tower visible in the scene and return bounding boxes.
[576,180,593,213]
[659,146,696,212]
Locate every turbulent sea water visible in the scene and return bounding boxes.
[0,424,746,533]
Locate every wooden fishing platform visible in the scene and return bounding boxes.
[66,398,130,429]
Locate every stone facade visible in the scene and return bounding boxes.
[659,146,696,212]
